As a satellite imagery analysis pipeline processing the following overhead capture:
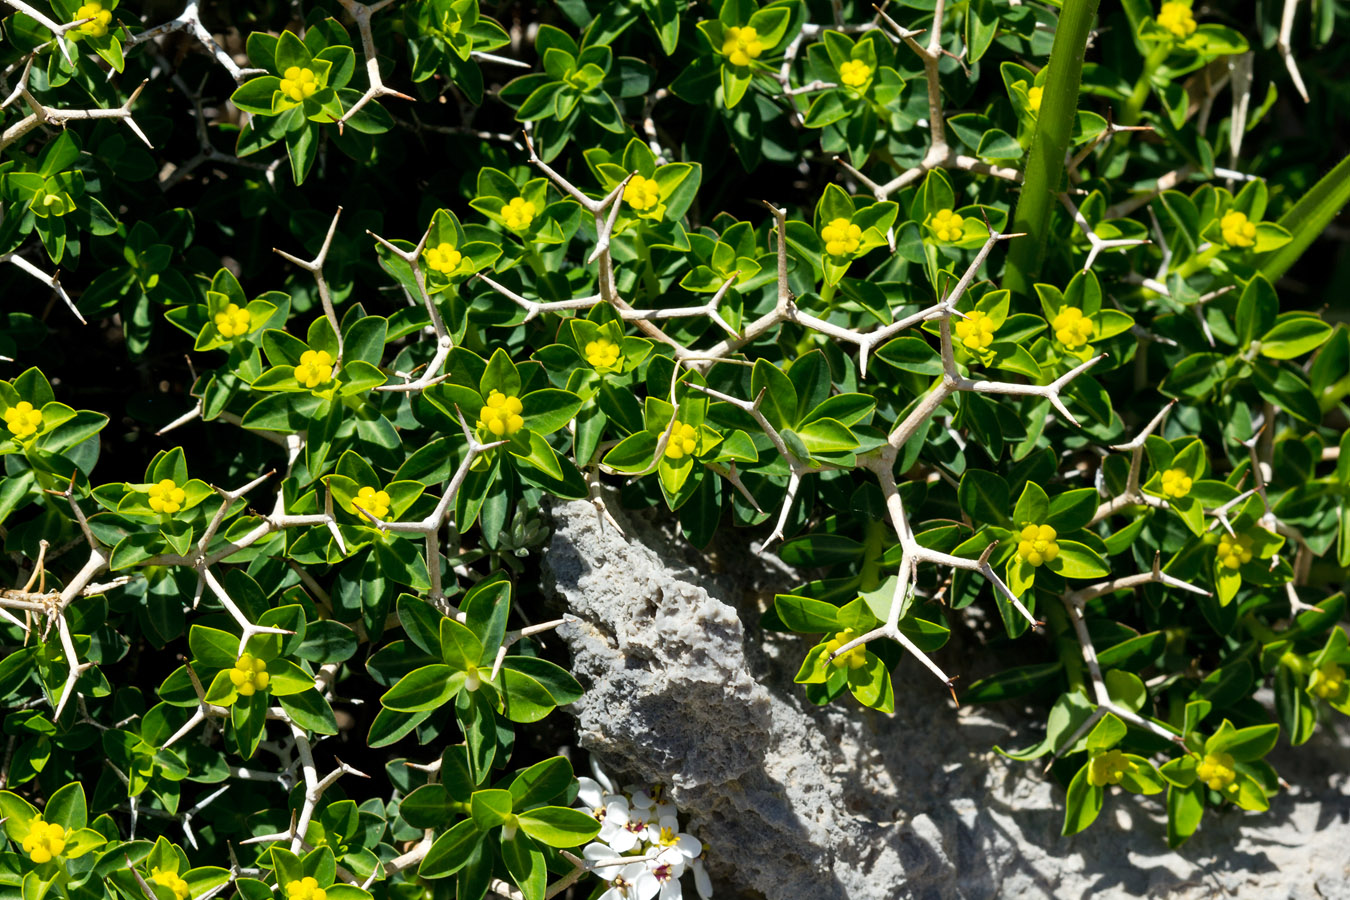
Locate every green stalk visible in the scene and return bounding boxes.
[1120,44,1169,127]
[858,519,887,592]
[1002,0,1102,298]
[1260,152,1350,281]
[632,229,661,301]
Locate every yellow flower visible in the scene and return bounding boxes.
[1220,211,1257,248]
[1052,307,1094,349]
[1310,661,1346,700]
[954,310,996,351]
[1028,85,1043,113]
[1160,467,1193,498]
[229,653,270,697]
[1157,1,1197,38]
[4,401,43,439]
[623,175,661,212]
[214,303,252,339]
[73,1,112,38]
[280,66,319,102]
[1017,524,1059,567]
[1196,751,1236,791]
[929,208,965,242]
[424,243,463,275]
[152,869,191,900]
[821,217,862,257]
[838,60,872,89]
[501,197,537,230]
[1088,749,1133,787]
[286,878,326,900]
[823,628,869,670]
[295,349,335,389]
[585,338,621,369]
[721,25,764,67]
[148,479,187,515]
[664,420,699,459]
[1216,532,1253,570]
[478,390,525,438]
[353,486,391,520]
[21,818,66,864]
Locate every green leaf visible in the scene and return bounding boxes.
[1259,315,1333,360]
[1260,152,1350,280]
[514,806,601,847]
[1061,764,1103,835]
[381,665,456,712]
[774,594,841,633]
[419,819,482,879]
[469,789,513,829]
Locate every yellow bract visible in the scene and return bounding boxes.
[502,197,537,230]
[1088,749,1133,787]
[1017,524,1059,567]
[22,818,66,864]
[1157,1,1197,38]
[148,478,187,515]
[664,420,698,459]
[838,60,872,88]
[1221,210,1257,248]
[1052,307,1094,349]
[1196,751,1236,791]
[214,303,252,339]
[280,66,319,102]
[152,869,191,900]
[354,486,391,520]
[585,338,621,369]
[623,175,661,211]
[229,653,270,697]
[1216,532,1253,570]
[930,208,965,242]
[295,350,335,388]
[287,878,327,900]
[479,390,525,437]
[424,243,463,274]
[4,401,43,439]
[823,628,868,670]
[1160,467,1193,498]
[721,26,763,67]
[954,310,996,351]
[73,1,112,38]
[1028,86,1043,113]
[1310,661,1346,700]
[821,217,862,257]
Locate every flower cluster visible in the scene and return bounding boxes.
[1221,210,1257,248]
[424,243,462,274]
[838,60,871,88]
[21,819,66,864]
[575,764,712,900]
[1016,524,1059,567]
[1216,532,1253,570]
[1160,467,1193,498]
[820,218,861,257]
[624,176,661,211]
[954,310,996,351]
[1027,85,1043,113]
[4,401,43,438]
[823,628,868,669]
[1156,1,1196,38]
[295,350,335,388]
[664,421,699,459]
[72,1,112,38]
[502,197,536,230]
[721,26,762,67]
[148,478,186,514]
[1088,749,1133,786]
[287,877,326,900]
[929,208,964,242]
[353,486,391,519]
[280,67,319,103]
[1052,307,1094,349]
[152,868,191,900]
[479,390,525,437]
[1196,751,1236,791]
[214,303,252,338]
[586,338,621,369]
[1310,662,1346,700]
[230,653,270,697]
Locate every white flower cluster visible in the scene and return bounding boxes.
[575,762,713,900]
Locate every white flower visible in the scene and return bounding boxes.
[595,861,659,900]
[646,815,702,862]
[629,783,678,821]
[691,858,713,899]
[597,798,652,853]
[590,758,618,793]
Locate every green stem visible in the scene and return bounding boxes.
[1043,599,1087,695]
[820,279,838,305]
[1002,0,1102,298]
[1120,44,1169,127]
[633,229,661,301]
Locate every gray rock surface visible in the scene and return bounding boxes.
[543,495,1350,900]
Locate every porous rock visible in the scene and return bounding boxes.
[543,496,1350,900]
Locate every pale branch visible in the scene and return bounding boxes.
[274,207,345,363]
